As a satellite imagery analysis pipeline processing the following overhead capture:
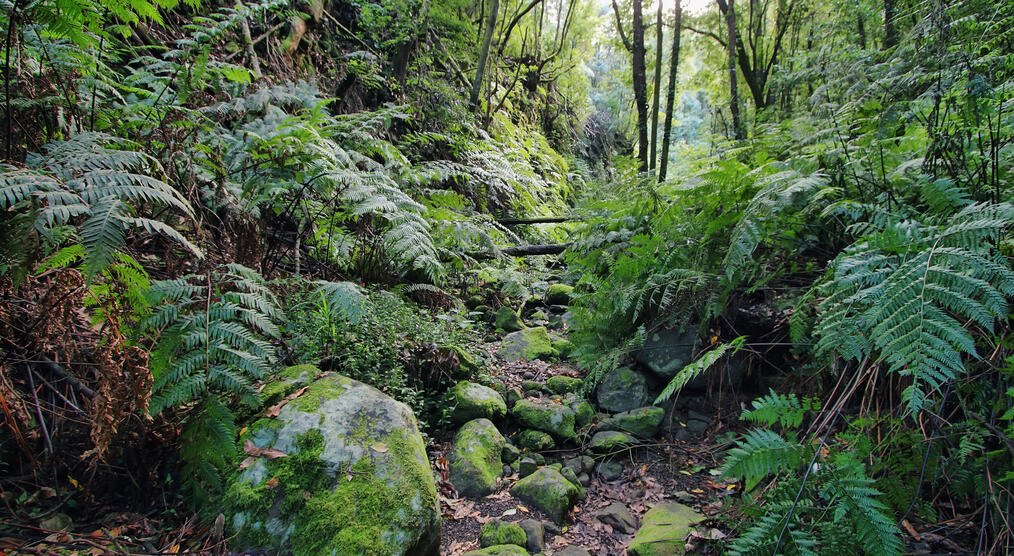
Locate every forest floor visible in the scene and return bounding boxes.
[433,340,741,555]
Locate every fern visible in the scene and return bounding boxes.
[721,428,813,487]
[654,336,745,404]
[743,390,820,429]
[146,263,279,415]
[313,280,367,324]
[178,394,236,509]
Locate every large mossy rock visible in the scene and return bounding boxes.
[588,430,638,453]
[495,306,525,332]
[499,327,559,361]
[596,366,651,413]
[512,398,576,439]
[627,503,704,556]
[223,372,440,556]
[463,545,529,556]
[636,326,699,380]
[546,375,582,395]
[510,467,581,523]
[260,364,317,406]
[598,406,665,438]
[479,520,527,548]
[449,418,506,498]
[545,284,574,305]
[451,381,507,424]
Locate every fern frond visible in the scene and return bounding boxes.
[721,428,812,485]
[743,390,819,429]
[655,336,745,405]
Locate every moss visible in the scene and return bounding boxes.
[546,375,582,395]
[494,306,524,332]
[512,398,576,439]
[517,429,555,451]
[451,381,507,423]
[499,327,559,362]
[569,399,594,428]
[545,284,574,305]
[285,374,352,413]
[551,338,575,358]
[449,418,506,498]
[627,503,704,556]
[445,345,480,378]
[463,545,529,556]
[598,406,665,438]
[260,364,318,406]
[509,467,580,524]
[479,521,527,548]
[589,430,637,453]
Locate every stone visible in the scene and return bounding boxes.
[530,310,549,321]
[685,418,709,436]
[546,375,582,395]
[595,502,637,534]
[578,473,590,486]
[552,338,575,358]
[510,467,581,524]
[446,345,480,379]
[556,546,593,556]
[636,326,699,381]
[529,452,546,465]
[518,457,538,478]
[560,467,586,500]
[499,327,559,362]
[479,520,527,548]
[462,545,529,556]
[506,387,523,408]
[597,406,665,438]
[518,518,546,553]
[451,381,507,424]
[449,418,506,498]
[588,430,637,453]
[501,443,520,464]
[260,364,317,406]
[568,397,595,428]
[223,372,439,555]
[495,306,525,332]
[545,284,574,305]
[512,398,576,439]
[595,460,623,481]
[517,429,555,451]
[466,294,485,309]
[563,457,583,474]
[596,367,651,413]
[521,380,544,393]
[39,513,72,531]
[627,503,704,556]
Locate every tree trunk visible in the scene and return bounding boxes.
[723,0,743,139]
[883,0,897,48]
[649,1,663,171]
[659,0,683,182]
[470,0,500,108]
[632,0,650,170]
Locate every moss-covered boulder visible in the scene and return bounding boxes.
[552,338,575,358]
[451,381,507,424]
[635,326,699,380]
[545,284,574,305]
[598,406,665,438]
[495,306,525,332]
[588,430,638,453]
[627,503,704,556]
[566,397,595,428]
[512,398,576,439]
[479,520,527,548]
[517,429,555,451]
[546,375,582,395]
[463,545,529,556]
[510,467,580,523]
[595,366,651,413]
[499,327,559,361]
[446,345,481,379]
[449,418,506,498]
[260,364,317,406]
[223,372,440,556]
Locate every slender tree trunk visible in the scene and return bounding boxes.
[649,1,663,171]
[470,0,500,108]
[883,0,897,48]
[723,0,743,139]
[659,0,682,182]
[632,0,649,170]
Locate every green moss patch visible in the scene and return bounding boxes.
[627,503,704,556]
[546,375,582,395]
[479,520,527,548]
[449,418,506,498]
[512,398,576,439]
[499,327,559,362]
[545,284,574,305]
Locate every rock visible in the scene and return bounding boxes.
[518,518,546,553]
[449,418,506,498]
[596,367,651,413]
[529,452,546,465]
[479,520,527,548]
[588,430,637,453]
[512,398,576,439]
[466,294,485,309]
[499,327,559,361]
[567,397,594,428]
[505,387,523,408]
[510,467,581,524]
[451,382,507,424]
[543,521,561,535]
[530,310,549,321]
[518,457,538,478]
[636,326,699,381]
[563,457,583,474]
[463,545,529,556]
[546,375,582,395]
[627,503,704,556]
[517,429,555,451]
[521,380,544,393]
[595,460,623,481]
[560,467,586,500]
[598,406,665,438]
[578,472,590,486]
[223,372,439,555]
[552,338,575,358]
[548,304,569,314]
[595,502,637,534]
[685,418,709,436]
[495,306,525,332]
[502,443,520,464]
[446,345,480,379]
[261,364,317,406]
[556,547,592,556]
[545,284,574,305]
[40,513,72,531]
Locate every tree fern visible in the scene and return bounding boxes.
[742,390,820,429]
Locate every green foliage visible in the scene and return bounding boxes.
[179,395,236,508]
[654,336,745,405]
[742,390,820,429]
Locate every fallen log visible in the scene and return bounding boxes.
[468,243,571,260]
[496,217,575,225]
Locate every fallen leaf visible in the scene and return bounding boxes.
[517,505,528,512]
[265,477,279,489]
[265,385,310,417]
[371,442,389,453]
[238,457,258,470]
[243,440,287,459]
[502,508,517,516]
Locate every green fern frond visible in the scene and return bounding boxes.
[721,428,813,486]
[743,390,820,429]
[655,336,745,405]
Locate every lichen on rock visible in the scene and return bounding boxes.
[498,327,559,362]
[627,503,704,556]
[512,397,576,439]
[448,418,506,498]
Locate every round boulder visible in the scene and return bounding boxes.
[451,381,507,424]
[449,418,506,498]
[596,367,651,413]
